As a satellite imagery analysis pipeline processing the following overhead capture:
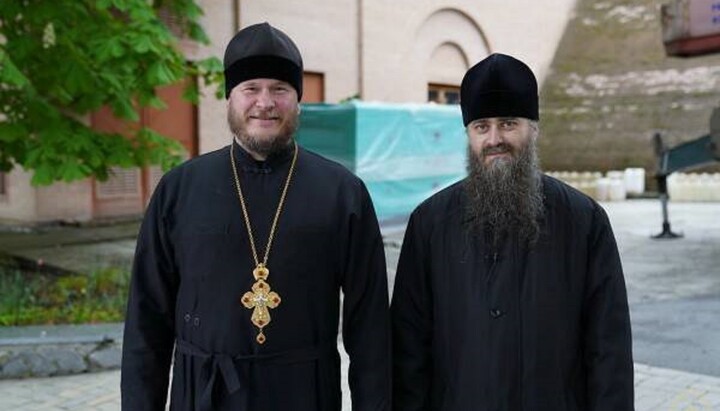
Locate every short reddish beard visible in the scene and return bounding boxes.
[227,107,299,157]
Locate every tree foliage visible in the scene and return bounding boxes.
[0,0,224,185]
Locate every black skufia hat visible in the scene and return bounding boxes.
[460,53,538,126]
[223,22,303,99]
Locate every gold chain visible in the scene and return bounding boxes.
[230,142,298,344]
[230,142,298,267]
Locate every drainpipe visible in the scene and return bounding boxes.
[357,0,363,99]
[233,0,240,33]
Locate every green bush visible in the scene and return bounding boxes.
[0,267,130,326]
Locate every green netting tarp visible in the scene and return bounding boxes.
[296,101,467,222]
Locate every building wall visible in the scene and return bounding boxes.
[0,170,38,222]
[362,0,577,102]
[197,0,360,154]
[240,0,360,104]
[196,0,236,154]
[36,180,93,222]
[362,4,489,102]
[0,169,94,223]
[0,0,578,223]
[195,0,577,153]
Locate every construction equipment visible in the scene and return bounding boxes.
[661,0,720,56]
[652,108,720,238]
[654,0,720,238]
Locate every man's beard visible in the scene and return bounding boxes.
[227,108,298,157]
[464,136,544,246]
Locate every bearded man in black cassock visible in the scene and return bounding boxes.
[391,53,634,410]
[121,22,390,411]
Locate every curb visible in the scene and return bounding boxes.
[0,324,123,380]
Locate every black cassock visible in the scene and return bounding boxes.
[121,141,390,411]
[392,175,633,411]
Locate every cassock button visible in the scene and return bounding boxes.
[490,308,504,319]
[193,316,200,326]
[183,314,191,323]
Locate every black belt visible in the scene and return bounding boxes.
[175,338,337,411]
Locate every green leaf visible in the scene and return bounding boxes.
[0,53,31,87]
[60,162,87,182]
[0,123,28,143]
[147,61,177,85]
[147,94,167,109]
[96,0,113,10]
[131,35,156,54]
[62,60,93,95]
[0,0,222,183]
[188,22,209,43]
[98,71,124,92]
[127,4,155,22]
[112,0,129,12]
[31,164,54,186]
[181,81,199,103]
[110,97,139,121]
[196,56,223,73]
[94,37,125,60]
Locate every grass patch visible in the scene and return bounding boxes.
[0,266,129,326]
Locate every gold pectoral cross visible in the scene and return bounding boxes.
[240,264,281,344]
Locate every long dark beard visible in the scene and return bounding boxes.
[227,109,298,157]
[464,136,544,246]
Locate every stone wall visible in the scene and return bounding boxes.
[539,0,720,182]
[0,324,123,379]
[0,340,121,379]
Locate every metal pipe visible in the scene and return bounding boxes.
[233,0,240,33]
[357,0,363,99]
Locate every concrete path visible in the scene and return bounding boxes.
[0,199,719,410]
[1,358,720,410]
[0,370,120,411]
[0,221,139,274]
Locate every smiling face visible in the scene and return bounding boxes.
[466,117,535,168]
[227,78,300,159]
[464,116,544,245]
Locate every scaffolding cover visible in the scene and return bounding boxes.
[296,101,467,221]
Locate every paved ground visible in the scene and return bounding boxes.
[1,361,720,411]
[607,201,720,378]
[0,199,719,410]
[0,220,139,275]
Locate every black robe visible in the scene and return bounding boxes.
[121,141,390,411]
[391,175,633,411]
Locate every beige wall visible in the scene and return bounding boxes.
[36,180,93,221]
[195,0,577,153]
[0,169,94,223]
[362,4,491,102]
[197,0,361,154]
[362,0,576,102]
[0,170,37,222]
[469,0,576,82]
[240,0,360,104]
[196,0,236,154]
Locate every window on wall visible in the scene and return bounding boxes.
[428,83,460,105]
[302,72,325,103]
[94,168,141,199]
[91,78,197,210]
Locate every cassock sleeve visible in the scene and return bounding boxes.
[390,210,432,411]
[341,182,391,411]
[121,182,179,411]
[583,205,634,410]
